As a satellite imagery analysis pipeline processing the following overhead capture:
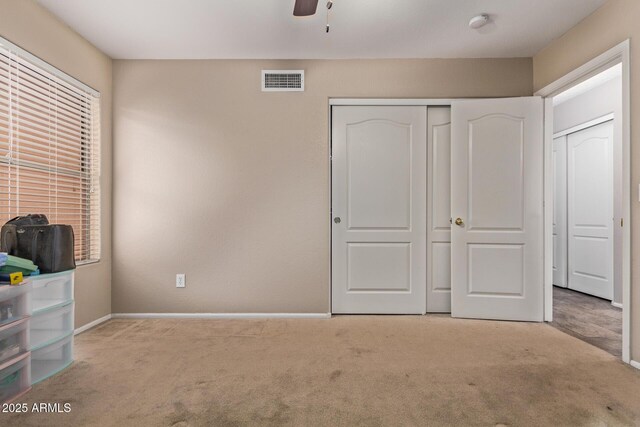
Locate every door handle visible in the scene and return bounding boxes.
[455,218,464,226]
[334,217,341,224]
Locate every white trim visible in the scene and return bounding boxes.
[552,113,615,139]
[330,98,456,106]
[74,314,112,335]
[0,35,100,98]
[537,40,632,364]
[612,301,623,309]
[631,360,640,370]
[535,40,629,98]
[328,102,333,313]
[620,41,632,366]
[543,98,554,322]
[553,63,622,106]
[112,313,332,319]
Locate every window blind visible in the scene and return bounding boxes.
[0,39,101,264]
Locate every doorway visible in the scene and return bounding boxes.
[551,68,621,357]
[536,41,631,363]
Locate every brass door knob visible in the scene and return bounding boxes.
[455,218,464,226]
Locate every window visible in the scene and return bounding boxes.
[0,38,101,264]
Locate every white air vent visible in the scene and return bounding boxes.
[262,70,304,92]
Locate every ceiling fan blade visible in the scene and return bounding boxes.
[293,0,319,16]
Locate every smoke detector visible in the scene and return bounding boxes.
[469,14,489,29]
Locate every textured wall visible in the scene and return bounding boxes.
[112,58,532,314]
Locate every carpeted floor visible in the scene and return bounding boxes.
[5,316,640,426]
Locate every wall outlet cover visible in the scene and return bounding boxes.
[176,274,186,288]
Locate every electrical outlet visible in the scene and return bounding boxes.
[176,274,186,288]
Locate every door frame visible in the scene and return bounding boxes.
[534,40,631,364]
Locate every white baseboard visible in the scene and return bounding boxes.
[74,314,112,335]
[611,301,623,309]
[111,312,332,319]
[631,360,640,370]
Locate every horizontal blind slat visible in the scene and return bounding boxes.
[14,77,92,117]
[0,72,93,117]
[0,94,91,136]
[0,111,92,149]
[2,59,94,112]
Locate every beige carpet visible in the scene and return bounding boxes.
[5,316,640,426]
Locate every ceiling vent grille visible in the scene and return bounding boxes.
[262,70,304,92]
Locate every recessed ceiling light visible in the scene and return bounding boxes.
[469,14,490,29]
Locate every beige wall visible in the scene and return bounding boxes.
[0,0,113,328]
[533,0,638,361]
[112,58,532,314]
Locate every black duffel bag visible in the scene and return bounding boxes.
[1,221,76,274]
[5,214,50,226]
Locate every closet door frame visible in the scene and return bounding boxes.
[330,98,545,320]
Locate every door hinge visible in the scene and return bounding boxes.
[621,218,624,227]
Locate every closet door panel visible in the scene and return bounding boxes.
[427,107,452,312]
[567,121,614,300]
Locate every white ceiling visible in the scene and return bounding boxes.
[37,0,606,60]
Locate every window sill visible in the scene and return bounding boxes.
[76,259,101,268]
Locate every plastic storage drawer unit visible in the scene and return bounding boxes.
[0,318,29,364]
[0,352,31,404]
[30,302,74,351]
[0,283,31,327]
[29,272,73,314]
[31,333,73,384]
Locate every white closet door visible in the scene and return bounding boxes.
[553,136,568,288]
[451,97,544,321]
[427,107,452,312]
[567,121,614,300]
[331,106,427,314]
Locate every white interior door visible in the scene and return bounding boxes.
[331,106,427,314]
[567,121,614,300]
[451,97,544,321]
[427,107,452,312]
[553,136,568,288]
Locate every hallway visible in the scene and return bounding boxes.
[551,286,622,357]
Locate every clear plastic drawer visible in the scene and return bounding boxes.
[0,352,31,404]
[0,283,31,327]
[31,333,73,385]
[29,272,74,315]
[30,302,74,351]
[0,317,29,364]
